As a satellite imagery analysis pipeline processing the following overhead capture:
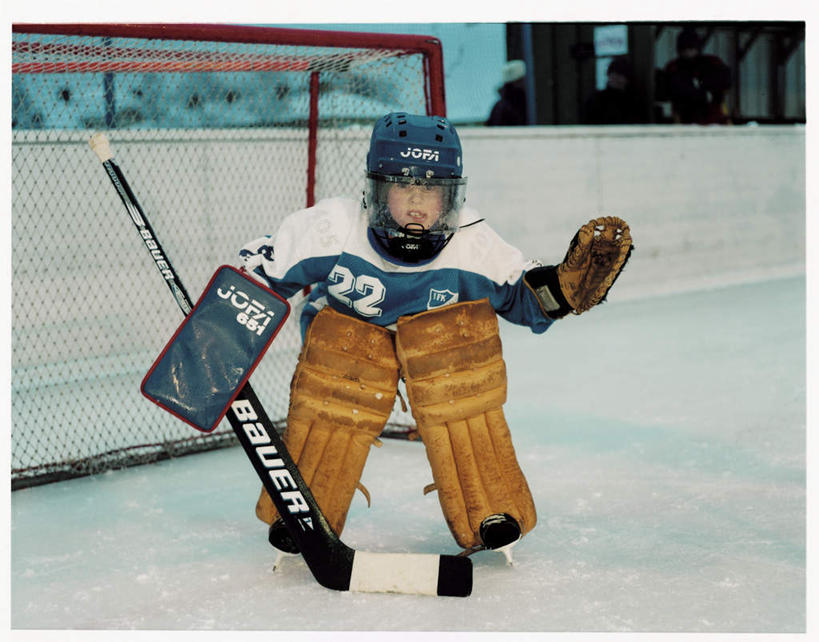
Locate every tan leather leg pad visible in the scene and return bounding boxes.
[255,306,399,535]
[396,299,536,549]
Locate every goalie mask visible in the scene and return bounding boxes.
[365,113,467,263]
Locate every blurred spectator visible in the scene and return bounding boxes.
[662,27,732,124]
[583,56,642,124]
[486,59,528,126]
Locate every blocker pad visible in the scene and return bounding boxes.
[141,265,289,432]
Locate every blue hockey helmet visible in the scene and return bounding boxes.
[364,113,467,263]
[366,112,464,178]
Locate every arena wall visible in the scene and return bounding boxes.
[460,125,805,301]
[10,124,805,481]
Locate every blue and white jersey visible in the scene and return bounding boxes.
[240,197,554,337]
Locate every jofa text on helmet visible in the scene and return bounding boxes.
[400,147,440,162]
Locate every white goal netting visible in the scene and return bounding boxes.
[12,24,445,487]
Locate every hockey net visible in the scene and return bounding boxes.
[12,23,444,488]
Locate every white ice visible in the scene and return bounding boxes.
[10,275,806,635]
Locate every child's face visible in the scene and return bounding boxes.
[387,182,444,229]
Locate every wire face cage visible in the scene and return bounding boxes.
[12,23,446,488]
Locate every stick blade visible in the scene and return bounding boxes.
[348,551,472,597]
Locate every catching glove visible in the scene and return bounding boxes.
[525,216,633,318]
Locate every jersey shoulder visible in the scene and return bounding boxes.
[443,207,528,285]
[277,197,360,257]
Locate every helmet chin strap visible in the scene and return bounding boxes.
[371,224,454,263]
[401,222,426,236]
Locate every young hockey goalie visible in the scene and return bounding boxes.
[240,112,632,556]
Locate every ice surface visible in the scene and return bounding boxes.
[10,276,806,634]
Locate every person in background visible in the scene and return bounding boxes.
[662,27,732,124]
[486,59,528,126]
[583,56,642,124]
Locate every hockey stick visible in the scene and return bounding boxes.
[89,133,472,597]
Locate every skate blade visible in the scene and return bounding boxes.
[495,540,518,566]
[457,539,519,566]
[271,549,300,572]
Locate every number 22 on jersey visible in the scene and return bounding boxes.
[327,265,386,318]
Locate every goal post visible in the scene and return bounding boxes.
[12,23,444,488]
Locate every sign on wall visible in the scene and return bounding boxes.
[593,24,629,90]
[593,24,629,57]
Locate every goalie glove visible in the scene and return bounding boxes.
[525,216,633,318]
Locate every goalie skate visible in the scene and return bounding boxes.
[269,518,300,554]
[458,513,521,565]
[480,512,521,549]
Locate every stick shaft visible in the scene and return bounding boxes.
[91,133,354,588]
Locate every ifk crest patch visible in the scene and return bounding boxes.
[427,288,459,309]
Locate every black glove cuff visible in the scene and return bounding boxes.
[524,265,573,320]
